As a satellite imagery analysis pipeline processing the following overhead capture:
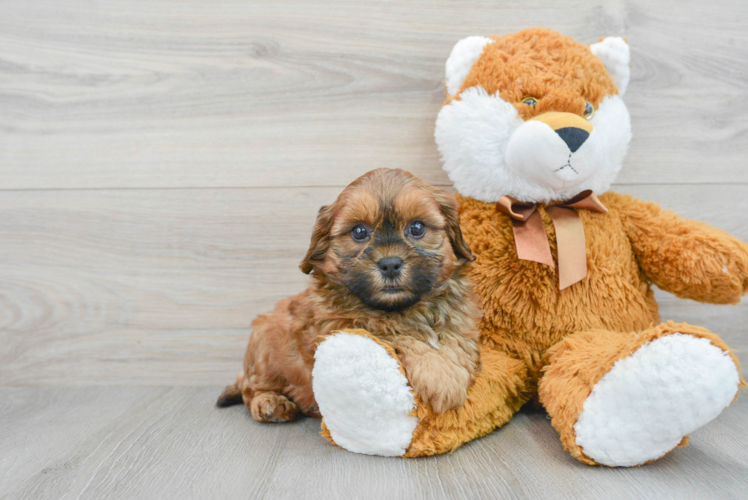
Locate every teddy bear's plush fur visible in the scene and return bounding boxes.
[311,28,748,466]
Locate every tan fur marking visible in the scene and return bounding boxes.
[531,111,593,133]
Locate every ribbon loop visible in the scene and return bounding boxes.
[496,191,607,290]
[495,196,538,222]
[554,190,609,214]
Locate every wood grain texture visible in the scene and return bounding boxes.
[0,184,745,386]
[1,0,748,189]
[2,386,747,500]
[1,0,747,495]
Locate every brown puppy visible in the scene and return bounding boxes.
[216,168,481,421]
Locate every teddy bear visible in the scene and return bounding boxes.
[310,28,748,466]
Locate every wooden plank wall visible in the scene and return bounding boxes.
[1,0,747,386]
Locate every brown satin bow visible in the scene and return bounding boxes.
[496,190,608,290]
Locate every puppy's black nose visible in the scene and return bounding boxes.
[555,127,589,153]
[377,257,403,279]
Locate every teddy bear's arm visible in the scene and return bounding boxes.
[604,192,748,304]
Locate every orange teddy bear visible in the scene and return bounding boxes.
[311,28,748,466]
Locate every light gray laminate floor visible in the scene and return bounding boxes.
[2,387,748,500]
[2,0,748,498]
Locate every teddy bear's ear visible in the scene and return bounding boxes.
[445,36,495,96]
[590,37,630,96]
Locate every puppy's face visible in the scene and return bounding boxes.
[300,169,473,312]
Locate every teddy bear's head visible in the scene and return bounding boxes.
[435,28,631,203]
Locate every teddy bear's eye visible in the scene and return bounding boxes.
[522,97,538,107]
[584,101,595,119]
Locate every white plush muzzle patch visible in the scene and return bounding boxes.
[505,120,601,190]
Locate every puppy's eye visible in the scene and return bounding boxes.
[408,221,426,238]
[521,97,538,107]
[584,101,595,119]
[351,224,369,242]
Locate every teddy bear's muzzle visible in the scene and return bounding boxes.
[530,111,593,152]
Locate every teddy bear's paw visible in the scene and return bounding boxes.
[312,331,418,456]
[574,333,740,467]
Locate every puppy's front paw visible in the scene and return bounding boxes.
[421,382,469,414]
[408,358,472,414]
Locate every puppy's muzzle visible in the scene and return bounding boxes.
[531,112,593,153]
[377,257,403,279]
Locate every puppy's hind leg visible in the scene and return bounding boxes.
[249,392,300,423]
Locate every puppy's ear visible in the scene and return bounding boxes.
[435,190,475,263]
[300,204,335,274]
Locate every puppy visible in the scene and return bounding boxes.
[216,168,481,421]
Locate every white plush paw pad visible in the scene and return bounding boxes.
[312,332,418,456]
[575,333,740,467]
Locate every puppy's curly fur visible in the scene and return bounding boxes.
[217,168,482,421]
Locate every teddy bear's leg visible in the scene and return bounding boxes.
[312,329,529,457]
[312,329,418,457]
[538,322,745,467]
[404,344,529,457]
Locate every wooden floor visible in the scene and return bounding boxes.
[2,387,748,500]
[2,0,748,498]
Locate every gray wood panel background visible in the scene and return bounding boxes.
[1,0,747,498]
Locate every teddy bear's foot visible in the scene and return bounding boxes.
[541,323,743,467]
[575,333,739,466]
[312,330,418,456]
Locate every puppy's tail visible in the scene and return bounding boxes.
[216,371,246,408]
[216,384,243,407]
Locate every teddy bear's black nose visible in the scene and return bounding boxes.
[556,127,590,153]
[377,257,403,279]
